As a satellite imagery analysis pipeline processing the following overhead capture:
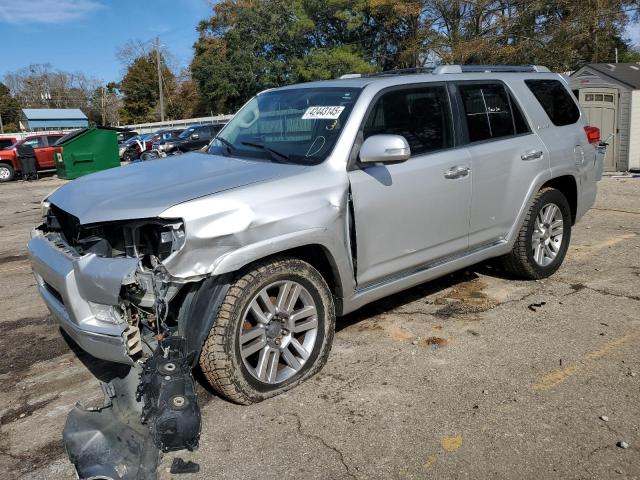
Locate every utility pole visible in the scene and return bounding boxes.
[155,37,165,122]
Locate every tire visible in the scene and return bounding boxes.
[502,187,572,279]
[199,257,335,405]
[0,163,14,182]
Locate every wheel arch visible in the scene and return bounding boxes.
[541,175,578,224]
[224,243,346,300]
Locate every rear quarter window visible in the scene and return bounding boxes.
[525,79,580,126]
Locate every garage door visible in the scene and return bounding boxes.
[579,88,618,171]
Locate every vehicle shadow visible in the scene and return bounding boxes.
[336,259,518,332]
[60,329,130,383]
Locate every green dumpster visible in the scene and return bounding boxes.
[54,126,120,180]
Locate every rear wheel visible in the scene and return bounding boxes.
[502,187,571,279]
[199,258,335,405]
[0,163,14,182]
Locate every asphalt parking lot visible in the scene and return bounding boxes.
[0,175,638,480]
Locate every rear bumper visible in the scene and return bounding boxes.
[28,229,139,364]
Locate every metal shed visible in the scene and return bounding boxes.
[570,63,640,172]
[20,108,89,131]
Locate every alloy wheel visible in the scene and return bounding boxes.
[239,280,318,384]
[532,202,564,267]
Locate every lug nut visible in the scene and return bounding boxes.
[274,339,281,346]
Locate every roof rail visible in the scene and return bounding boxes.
[433,64,550,74]
[337,64,550,80]
[365,67,435,77]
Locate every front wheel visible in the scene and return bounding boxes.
[199,258,335,405]
[502,187,572,279]
[0,163,14,182]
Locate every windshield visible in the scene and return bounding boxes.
[178,127,197,139]
[209,87,361,165]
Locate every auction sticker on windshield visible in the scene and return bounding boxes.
[302,106,345,120]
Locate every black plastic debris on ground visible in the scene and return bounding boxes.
[137,336,201,452]
[170,458,200,474]
[64,367,159,480]
[63,336,202,480]
[528,301,546,312]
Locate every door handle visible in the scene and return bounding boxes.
[444,166,470,179]
[521,150,544,161]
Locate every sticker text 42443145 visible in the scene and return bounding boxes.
[302,106,345,120]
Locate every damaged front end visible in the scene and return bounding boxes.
[29,205,224,479]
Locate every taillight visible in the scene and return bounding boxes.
[584,126,600,144]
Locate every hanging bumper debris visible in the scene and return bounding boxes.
[64,337,201,480]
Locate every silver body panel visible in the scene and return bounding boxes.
[29,230,135,364]
[29,70,599,363]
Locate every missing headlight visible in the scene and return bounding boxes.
[43,205,185,263]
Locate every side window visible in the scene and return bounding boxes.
[458,83,515,142]
[47,135,60,146]
[24,137,46,148]
[525,79,580,126]
[363,85,453,156]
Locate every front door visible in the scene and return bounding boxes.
[348,83,471,287]
[579,88,618,171]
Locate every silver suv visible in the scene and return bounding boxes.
[30,65,602,408]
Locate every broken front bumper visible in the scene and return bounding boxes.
[28,228,140,364]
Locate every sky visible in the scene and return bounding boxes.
[0,0,213,83]
[0,0,638,85]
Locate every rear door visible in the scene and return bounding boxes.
[348,83,471,286]
[456,81,550,248]
[35,135,61,169]
[525,79,597,192]
[21,136,50,169]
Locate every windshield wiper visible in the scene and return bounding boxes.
[241,141,290,163]
[215,136,235,155]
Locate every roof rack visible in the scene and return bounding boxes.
[433,64,550,74]
[339,67,435,79]
[338,64,550,79]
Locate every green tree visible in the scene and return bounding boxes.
[119,52,177,123]
[191,0,379,112]
[0,82,20,132]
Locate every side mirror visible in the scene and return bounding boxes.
[359,134,410,164]
[191,133,200,140]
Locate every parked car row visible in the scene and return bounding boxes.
[119,123,225,161]
[0,134,64,182]
[0,122,227,182]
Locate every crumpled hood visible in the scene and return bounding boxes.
[48,153,303,224]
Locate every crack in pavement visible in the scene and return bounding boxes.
[591,207,640,215]
[555,280,640,302]
[285,412,357,479]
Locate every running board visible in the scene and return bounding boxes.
[343,240,509,314]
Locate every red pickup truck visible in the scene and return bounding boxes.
[0,137,18,150]
[0,134,63,182]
